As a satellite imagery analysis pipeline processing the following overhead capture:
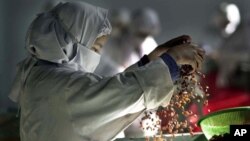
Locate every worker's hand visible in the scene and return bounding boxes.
[148,35,191,61]
[167,43,205,71]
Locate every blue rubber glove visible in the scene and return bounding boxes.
[137,54,180,81]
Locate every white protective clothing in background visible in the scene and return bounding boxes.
[9,2,175,141]
[217,23,250,87]
[95,8,160,77]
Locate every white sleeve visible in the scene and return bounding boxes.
[64,58,174,140]
[122,58,143,72]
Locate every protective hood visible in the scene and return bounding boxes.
[26,1,111,69]
[9,1,112,102]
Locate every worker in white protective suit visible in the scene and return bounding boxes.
[9,2,205,141]
[129,8,161,58]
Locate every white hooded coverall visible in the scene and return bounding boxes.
[9,2,175,141]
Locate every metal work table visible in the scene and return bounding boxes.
[116,132,208,141]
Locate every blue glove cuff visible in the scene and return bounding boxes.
[160,53,180,81]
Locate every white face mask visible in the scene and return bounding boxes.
[70,43,101,72]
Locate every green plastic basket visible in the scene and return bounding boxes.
[198,106,250,140]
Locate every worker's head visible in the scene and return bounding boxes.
[109,8,131,37]
[130,8,160,39]
[26,1,112,72]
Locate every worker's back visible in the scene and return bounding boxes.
[19,63,145,141]
[20,64,83,141]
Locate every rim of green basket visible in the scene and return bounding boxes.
[198,106,250,126]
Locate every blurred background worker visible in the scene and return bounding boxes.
[199,2,250,113]
[95,8,160,76]
[94,8,132,76]
[202,6,250,114]
[127,8,160,61]
[181,2,249,133]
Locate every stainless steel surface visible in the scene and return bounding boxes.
[116,132,205,141]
